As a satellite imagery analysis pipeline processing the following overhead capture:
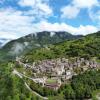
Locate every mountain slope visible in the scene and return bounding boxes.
[0,38,11,48]
[0,31,99,100]
[24,31,100,62]
[0,31,82,61]
[0,62,42,100]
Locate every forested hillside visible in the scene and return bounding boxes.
[0,32,99,100]
[24,31,100,62]
[0,62,41,100]
[0,31,82,61]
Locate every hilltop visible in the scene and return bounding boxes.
[24,31,100,62]
[0,31,82,61]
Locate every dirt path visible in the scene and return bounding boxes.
[25,82,48,100]
[13,69,48,100]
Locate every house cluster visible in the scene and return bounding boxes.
[28,57,99,75]
[15,57,100,90]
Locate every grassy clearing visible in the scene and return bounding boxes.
[46,78,57,84]
[92,89,100,100]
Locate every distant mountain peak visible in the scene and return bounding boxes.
[0,31,83,60]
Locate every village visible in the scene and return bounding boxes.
[15,57,100,90]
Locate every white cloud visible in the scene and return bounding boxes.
[61,0,99,19]
[0,8,98,40]
[0,0,53,40]
[89,8,100,26]
[0,0,99,40]
[18,0,53,17]
[73,0,99,8]
[19,0,36,7]
[74,25,98,35]
[34,20,98,35]
[37,3,52,15]
[0,32,18,39]
[0,8,36,39]
[61,5,80,19]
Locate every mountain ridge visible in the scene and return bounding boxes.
[23,31,100,62]
[0,31,83,61]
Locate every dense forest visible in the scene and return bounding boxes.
[0,62,42,100]
[24,31,100,62]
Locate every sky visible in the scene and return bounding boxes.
[0,0,100,39]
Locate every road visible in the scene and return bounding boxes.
[13,69,48,100]
[25,82,48,100]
